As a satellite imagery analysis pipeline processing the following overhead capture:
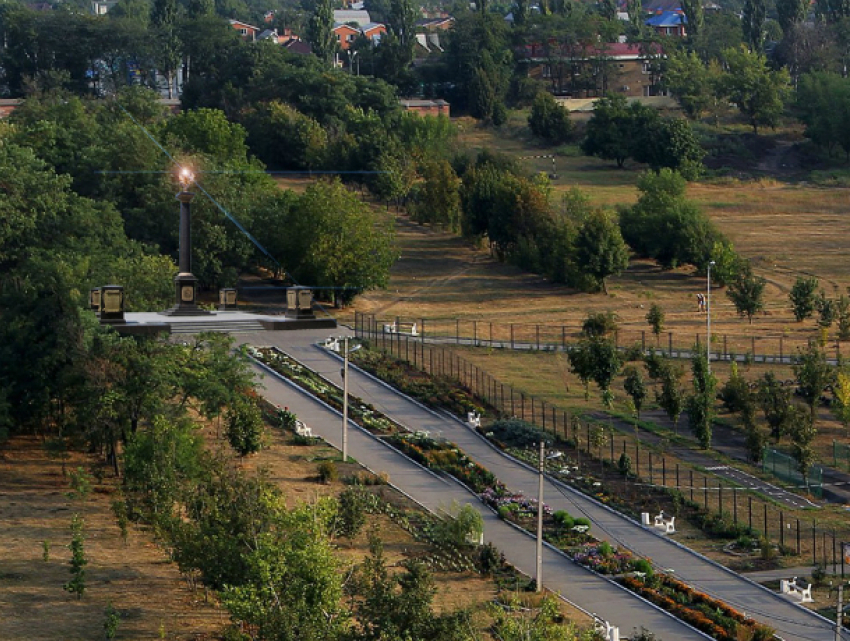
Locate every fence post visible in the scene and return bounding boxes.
[690,470,694,502]
[764,503,768,540]
[490,321,493,347]
[536,325,540,351]
[641,330,646,352]
[813,520,817,565]
[748,496,752,531]
[473,320,477,346]
[668,332,673,357]
[511,324,515,350]
[780,511,784,548]
[733,487,737,524]
[724,335,728,361]
[521,394,525,421]
[779,336,783,363]
[662,457,666,487]
[797,518,801,555]
[421,318,425,340]
[649,452,653,485]
[718,479,722,515]
[675,463,679,493]
[562,326,566,351]
[456,319,460,344]
[704,476,708,508]
[542,401,546,432]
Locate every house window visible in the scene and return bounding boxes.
[642,62,652,74]
[240,28,247,35]
[618,63,625,69]
[336,34,341,40]
[347,34,355,41]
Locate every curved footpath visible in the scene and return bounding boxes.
[243,328,843,641]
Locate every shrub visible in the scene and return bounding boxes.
[632,558,654,576]
[477,542,504,575]
[336,487,369,539]
[317,460,338,484]
[553,510,575,530]
[618,452,633,477]
[574,517,591,529]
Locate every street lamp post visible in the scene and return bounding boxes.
[340,337,361,462]
[707,260,716,372]
[536,440,544,593]
[162,167,211,316]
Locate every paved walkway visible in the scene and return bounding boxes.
[242,329,843,641]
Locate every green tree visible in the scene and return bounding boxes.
[290,179,398,306]
[657,364,686,432]
[620,169,726,270]
[758,371,793,441]
[623,366,647,418]
[225,394,264,457]
[632,118,705,179]
[788,404,817,488]
[646,304,665,345]
[742,0,767,52]
[664,50,714,119]
[490,594,585,641]
[528,91,574,143]
[793,345,833,422]
[581,93,655,168]
[789,276,819,322]
[151,0,181,99]
[335,486,369,540]
[720,45,790,133]
[586,335,623,408]
[414,160,462,232]
[726,262,766,324]
[681,0,704,37]
[308,0,335,64]
[777,0,809,33]
[574,209,629,294]
[687,353,717,449]
[64,514,87,599]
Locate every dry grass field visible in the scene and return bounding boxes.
[0,415,590,640]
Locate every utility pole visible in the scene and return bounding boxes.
[536,440,544,593]
[838,584,844,641]
[343,336,349,462]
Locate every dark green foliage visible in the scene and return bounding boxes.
[720,46,790,134]
[581,94,651,168]
[646,304,665,343]
[317,460,339,484]
[726,262,766,324]
[476,542,504,575]
[528,91,573,144]
[657,364,686,431]
[63,514,87,599]
[687,354,716,449]
[620,170,727,270]
[623,367,647,418]
[575,209,630,294]
[582,312,619,337]
[742,0,767,52]
[553,510,575,529]
[488,419,550,449]
[719,363,752,414]
[788,404,817,484]
[104,603,121,639]
[816,291,836,328]
[618,452,633,476]
[225,395,264,457]
[777,0,808,32]
[789,276,819,322]
[681,0,704,36]
[793,345,834,420]
[336,487,369,539]
[758,371,793,441]
[569,336,623,406]
[633,118,705,180]
[307,0,335,63]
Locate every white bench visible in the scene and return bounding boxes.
[467,411,481,428]
[644,512,675,534]
[382,321,418,336]
[294,420,313,439]
[571,524,590,534]
[780,577,813,603]
[323,337,340,352]
[593,615,620,641]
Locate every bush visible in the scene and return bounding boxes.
[573,517,591,529]
[336,487,369,539]
[528,91,574,144]
[476,542,504,575]
[277,407,297,430]
[618,452,633,477]
[553,510,575,530]
[317,460,338,484]
[632,558,654,576]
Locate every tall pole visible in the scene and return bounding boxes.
[343,337,349,463]
[706,261,712,369]
[837,584,844,641]
[536,440,544,593]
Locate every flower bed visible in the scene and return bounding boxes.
[621,575,776,640]
[386,432,501,494]
[351,348,485,418]
[252,346,399,435]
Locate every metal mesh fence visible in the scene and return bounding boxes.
[762,448,823,499]
[354,312,845,364]
[355,313,850,573]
